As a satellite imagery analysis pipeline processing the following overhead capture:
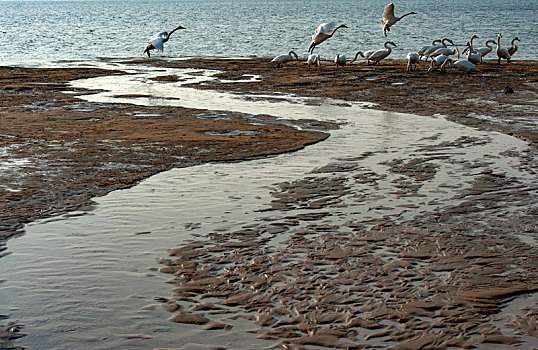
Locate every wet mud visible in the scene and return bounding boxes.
[1,58,537,348]
[0,65,328,240]
[158,147,538,349]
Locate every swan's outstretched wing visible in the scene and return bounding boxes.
[382,3,395,25]
[148,36,165,52]
[314,22,337,36]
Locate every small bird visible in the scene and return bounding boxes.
[406,52,420,71]
[334,54,347,69]
[381,3,417,37]
[496,34,511,64]
[308,22,348,53]
[507,37,520,56]
[367,41,397,65]
[307,53,321,69]
[440,58,479,76]
[271,51,299,68]
[142,26,185,57]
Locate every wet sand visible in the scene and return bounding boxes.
[1,58,536,242]
[1,58,537,349]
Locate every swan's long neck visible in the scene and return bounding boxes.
[165,26,184,42]
[441,38,451,47]
[398,12,416,20]
[384,42,393,52]
[289,51,298,60]
[329,24,346,38]
[497,35,501,49]
[485,40,494,49]
[352,51,364,61]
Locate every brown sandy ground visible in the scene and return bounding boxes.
[136,58,537,348]
[1,58,537,348]
[0,66,329,241]
[139,57,538,145]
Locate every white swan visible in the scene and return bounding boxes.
[469,34,479,52]
[472,40,496,58]
[464,41,482,64]
[367,41,397,65]
[441,57,479,76]
[406,52,420,71]
[271,51,299,68]
[507,37,520,56]
[428,47,460,72]
[496,34,511,64]
[428,46,458,59]
[142,26,185,57]
[308,22,348,53]
[428,54,452,72]
[351,50,377,65]
[334,54,347,69]
[422,38,454,61]
[418,39,441,60]
[307,54,321,69]
[381,3,417,37]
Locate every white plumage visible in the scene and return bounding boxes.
[381,3,417,37]
[406,52,420,71]
[422,38,454,61]
[308,22,348,53]
[334,54,347,68]
[271,51,299,68]
[440,58,480,76]
[307,54,321,69]
[142,26,185,57]
[366,41,397,65]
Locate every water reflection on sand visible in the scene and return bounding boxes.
[0,61,536,349]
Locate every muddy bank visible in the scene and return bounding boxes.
[0,66,329,240]
[157,145,538,349]
[136,57,538,145]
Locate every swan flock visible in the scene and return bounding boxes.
[143,3,521,76]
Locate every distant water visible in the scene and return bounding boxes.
[1,0,537,66]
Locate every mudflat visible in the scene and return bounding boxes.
[1,58,537,349]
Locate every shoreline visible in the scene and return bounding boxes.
[1,57,537,240]
[1,58,537,349]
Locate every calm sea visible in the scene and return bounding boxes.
[1,0,537,66]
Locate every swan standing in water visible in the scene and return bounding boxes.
[307,54,321,69]
[496,34,511,64]
[406,52,420,71]
[142,26,185,57]
[308,22,348,53]
[367,41,397,65]
[507,37,520,56]
[334,54,347,69]
[440,57,479,76]
[381,3,417,37]
[271,51,299,68]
